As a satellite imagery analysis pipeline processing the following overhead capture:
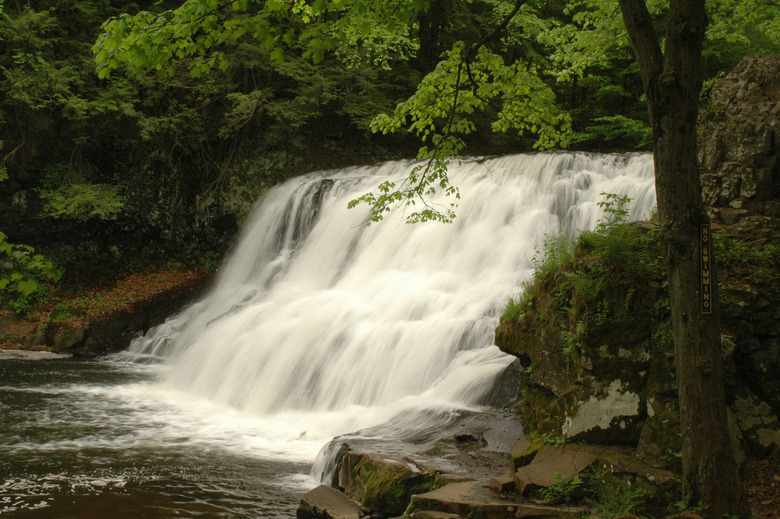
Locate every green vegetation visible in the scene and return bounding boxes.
[714,235,779,285]
[504,192,669,360]
[0,0,776,259]
[538,472,583,505]
[0,0,421,271]
[585,468,651,519]
[540,431,567,448]
[532,234,575,283]
[80,0,779,226]
[0,232,61,312]
[40,184,126,221]
[515,199,779,350]
[532,466,651,517]
[666,494,705,516]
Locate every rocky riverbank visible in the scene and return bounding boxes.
[0,267,213,356]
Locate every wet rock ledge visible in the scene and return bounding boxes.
[297,408,680,519]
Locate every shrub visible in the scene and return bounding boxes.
[0,232,61,312]
[40,183,125,222]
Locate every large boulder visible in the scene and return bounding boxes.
[304,409,523,517]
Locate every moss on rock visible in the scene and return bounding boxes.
[336,451,444,516]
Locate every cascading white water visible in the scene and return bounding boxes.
[126,152,656,459]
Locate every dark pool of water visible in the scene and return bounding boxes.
[0,355,314,518]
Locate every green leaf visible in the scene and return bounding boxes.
[270,46,285,64]
[16,279,39,297]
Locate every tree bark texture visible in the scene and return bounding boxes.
[618,0,750,516]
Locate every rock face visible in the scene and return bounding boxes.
[699,54,780,218]
[337,452,439,516]
[494,228,672,455]
[496,54,780,461]
[700,54,780,458]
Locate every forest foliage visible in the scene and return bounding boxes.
[88,0,778,222]
[0,0,778,306]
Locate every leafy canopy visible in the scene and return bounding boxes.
[92,0,780,224]
[93,0,421,79]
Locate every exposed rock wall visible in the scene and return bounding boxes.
[494,227,674,457]
[700,54,780,219]
[701,54,780,457]
[497,54,780,462]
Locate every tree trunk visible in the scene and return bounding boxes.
[417,0,450,72]
[618,0,750,516]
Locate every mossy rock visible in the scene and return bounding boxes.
[337,451,443,516]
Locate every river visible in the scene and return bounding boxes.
[0,354,314,517]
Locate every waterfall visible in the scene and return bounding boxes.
[125,152,656,459]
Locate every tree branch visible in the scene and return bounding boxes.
[463,0,528,62]
[617,0,663,94]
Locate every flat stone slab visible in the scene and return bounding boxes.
[488,476,515,493]
[298,484,363,519]
[0,349,71,360]
[510,437,538,473]
[411,480,588,518]
[513,448,597,495]
[408,512,465,518]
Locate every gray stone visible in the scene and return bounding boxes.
[731,390,780,456]
[488,477,515,493]
[0,349,71,360]
[297,485,363,519]
[562,379,642,442]
[411,480,588,518]
[409,512,465,519]
[49,322,88,351]
[513,449,597,495]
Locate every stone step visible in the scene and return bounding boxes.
[409,480,590,518]
[408,511,466,518]
[512,448,598,495]
[298,484,365,519]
